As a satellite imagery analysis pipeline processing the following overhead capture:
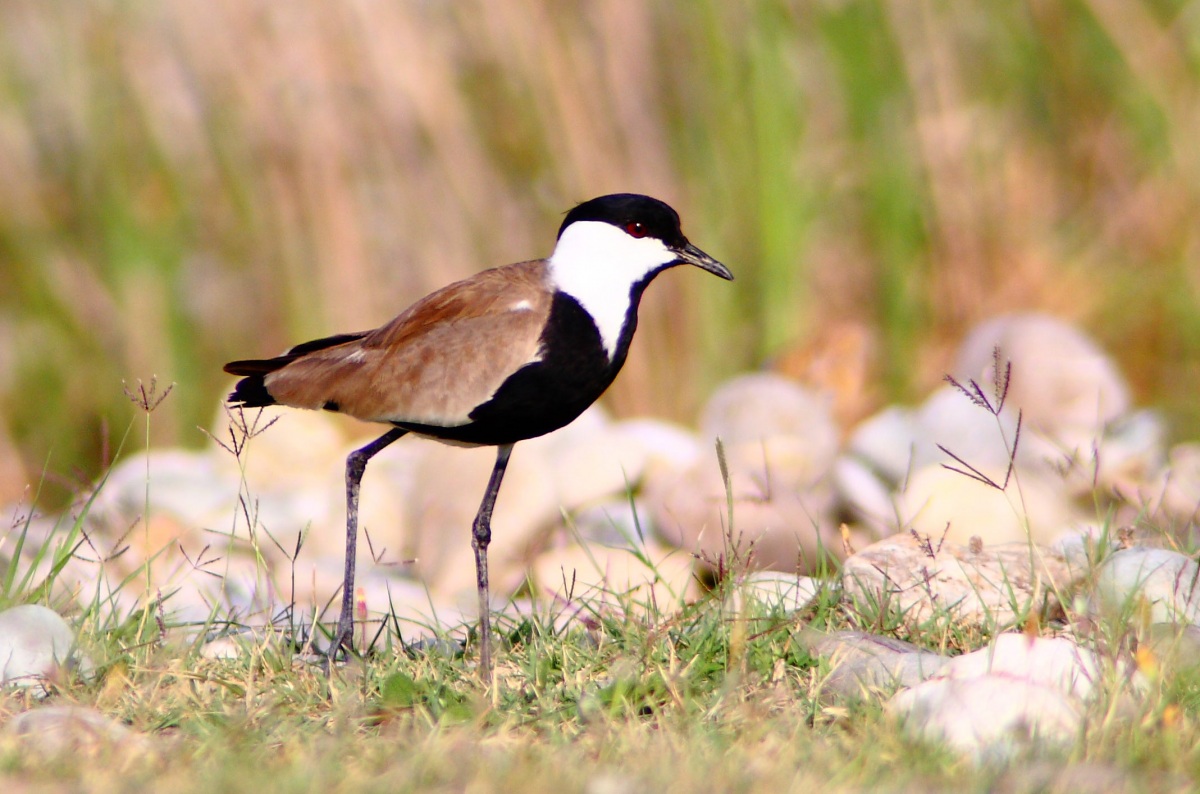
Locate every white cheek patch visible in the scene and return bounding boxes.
[548,221,676,358]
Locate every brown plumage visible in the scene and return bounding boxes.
[225,261,553,427]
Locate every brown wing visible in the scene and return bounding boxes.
[261,260,553,426]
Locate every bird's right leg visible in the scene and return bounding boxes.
[330,427,407,659]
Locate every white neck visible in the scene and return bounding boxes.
[548,221,676,358]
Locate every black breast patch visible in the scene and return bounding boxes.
[395,292,625,446]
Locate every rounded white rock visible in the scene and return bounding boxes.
[700,373,840,473]
[888,675,1082,762]
[1092,548,1200,626]
[0,604,89,687]
[954,312,1130,434]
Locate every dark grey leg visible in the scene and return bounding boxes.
[331,427,407,658]
[473,443,513,679]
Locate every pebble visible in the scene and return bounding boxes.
[699,373,840,466]
[305,436,427,562]
[896,462,1079,546]
[843,405,919,486]
[401,439,558,602]
[199,636,243,660]
[529,540,697,617]
[738,571,824,614]
[1091,548,1200,626]
[846,387,1027,488]
[830,454,896,538]
[1086,409,1165,493]
[0,604,90,688]
[888,675,1082,762]
[91,448,235,538]
[650,450,843,574]
[954,312,1131,434]
[566,497,656,547]
[840,532,1074,630]
[888,633,1143,761]
[651,380,846,576]
[607,418,705,482]
[938,634,1111,701]
[798,630,948,700]
[528,407,643,510]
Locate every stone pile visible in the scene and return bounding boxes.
[4,313,1195,629]
[4,310,1200,758]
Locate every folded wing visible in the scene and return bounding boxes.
[226,260,553,428]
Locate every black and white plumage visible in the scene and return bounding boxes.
[224,193,733,675]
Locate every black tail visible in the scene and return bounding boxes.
[223,331,367,408]
[225,372,277,408]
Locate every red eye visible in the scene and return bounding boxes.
[625,221,647,238]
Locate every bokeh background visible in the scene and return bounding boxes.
[1,0,1199,508]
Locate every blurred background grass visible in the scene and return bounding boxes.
[0,0,1198,507]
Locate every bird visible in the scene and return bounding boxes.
[223,193,733,676]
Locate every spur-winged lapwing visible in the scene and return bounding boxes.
[224,193,732,676]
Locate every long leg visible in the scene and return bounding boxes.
[332,427,407,657]
[473,443,513,679]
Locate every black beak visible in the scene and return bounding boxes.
[675,241,734,280]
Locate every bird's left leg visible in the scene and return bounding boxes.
[471,443,513,680]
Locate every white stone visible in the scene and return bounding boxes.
[567,498,656,548]
[845,405,919,486]
[896,463,1079,546]
[401,438,558,602]
[800,630,948,700]
[650,446,842,574]
[888,676,1082,762]
[530,540,696,616]
[888,632,1144,761]
[607,418,705,483]
[208,403,347,491]
[199,636,243,660]
[651,385,845,576]
[913,386,1029,475]
[841,532,1075,630]
[739,571,824,614]
[955,313,1130,432]
[1085,409,1165,491]
[699,374,840,472]
[939,634,1108,701]
[539,419,644,510]
[1092,548,1200,626]
[1049,523,1116,577]
[0,605,87,687]
[831,455,896,538]
[318,437,427,563]
[92,448,232,532]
